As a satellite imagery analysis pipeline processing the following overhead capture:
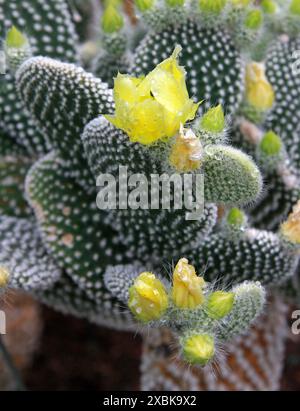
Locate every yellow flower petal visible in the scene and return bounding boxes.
[104,46,200,145]
[114,73,143,105]
[128,99,166,144]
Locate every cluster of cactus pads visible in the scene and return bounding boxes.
[1,0,300,390]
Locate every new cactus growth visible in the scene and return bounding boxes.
[0,0,300,390]
[125,258,265,366]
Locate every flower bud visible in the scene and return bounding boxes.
[199,0,226,14]
[244,9,263,30]
[135,0,154,11]
[0,267,10,289]
[259,131,282,156]
[101,5,124,34]
[6,26,28,48]
[281,201,300,245]
[182,333,215,366]
[227,207,245,227]
[200,104,225,134]
[261,0,277,14]
[230,0,250,7]
[290,0,300,16]
[166,0,185,7]
[5,26,31,71]
[206,291,234,319]
[128,272,169,322]
[245,63,274,111]
[172,258,205,309]
[169,125,203,172]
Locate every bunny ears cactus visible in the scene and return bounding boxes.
[104,46,200,145]
[127,258,265,366]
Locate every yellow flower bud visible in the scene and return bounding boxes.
[104,46,200,145]
[245,62,275,111]
[182,334,215,366]
[200,104,225,134]
[0,267,9,288]
[135,0,154,12]
[199,0,226,14]
[230,0,250,7]
[290,0,300,16]
[166,0,185,7]
[6,26,28,48]
[169,125,203,172]
[261,0,277,14]
[172,258,205,309]
[244,9,263,30]
[260,130,282,156]
[206,291,234,319]
[281,200,300,245]
[128,272,169,323]
[101,5,124,33]
[227,207,245,227]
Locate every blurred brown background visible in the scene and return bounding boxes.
[0,293,300,391]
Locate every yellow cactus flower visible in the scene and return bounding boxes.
[182,334,215,366]
[281,200,300,244]
[172,258,205,309]
[0,267,9,288]
[245,62,275,111]
[169,125,203,172]
[128,272,169,322]
[105,46,200,145]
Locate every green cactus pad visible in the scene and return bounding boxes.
[0,155,33,217]
[189,229,298,285]
[203,145,263,205]
[0,0,79,156]
[131,20,244,115]
[0,216,62,291]
[0,128,28,157]
[82,116,162,179]
[265,36,300,175]
[91,52,131,88]
[16,57,114,191]
[82,117,218,263]
[218,281,266,341]
[248,172,300,231]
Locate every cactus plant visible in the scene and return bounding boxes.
[0,0,300,389]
